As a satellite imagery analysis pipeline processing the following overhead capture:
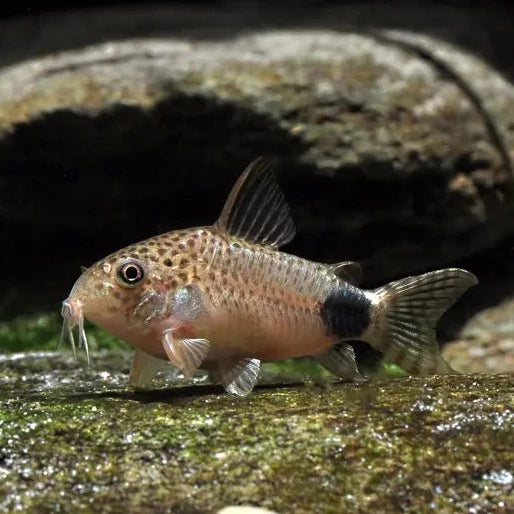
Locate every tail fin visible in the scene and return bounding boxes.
[367,268,477,375]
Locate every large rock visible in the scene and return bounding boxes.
[0,352,512,512]
[444,298,514,373]
[1,5,514,319]
[439,248,514,373]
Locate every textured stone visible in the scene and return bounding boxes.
[444,298,514,373]
[0,351,512,513]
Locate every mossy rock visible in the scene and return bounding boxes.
[0,352,512,513]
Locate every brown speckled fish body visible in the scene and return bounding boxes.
[62,158,478,396]
[187,231,340,362]
[85,226,339,362]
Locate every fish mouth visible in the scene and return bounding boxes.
[60,298,89,364]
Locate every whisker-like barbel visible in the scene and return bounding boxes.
[68,327,77,361]
[60,298,86,363]
[78,314,89,365]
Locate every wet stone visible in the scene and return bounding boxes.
[444,297,514,373]
[0,351,512,513]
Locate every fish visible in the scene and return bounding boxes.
[61,157,478,396]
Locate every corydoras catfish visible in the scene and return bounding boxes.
[61,158,477,396]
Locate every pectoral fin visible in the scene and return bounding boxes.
[129,349,178,388]
[315,343,363,382]
[162,330,211,379]
[209,358,261,396]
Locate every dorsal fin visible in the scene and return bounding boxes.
[330,261,362,286]
[216,157,296,247]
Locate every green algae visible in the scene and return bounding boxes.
[0,352,512,513]
[0,313,129,352]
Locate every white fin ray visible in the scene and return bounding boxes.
[162,331,210,379]
[216,157,295,248]
[239,172,275,238]
[210,358,261,396]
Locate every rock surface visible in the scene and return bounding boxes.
[1,5,514,319]
[444,298,514,374]
[0,351,512,513]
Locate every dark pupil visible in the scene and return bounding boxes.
[124,265,140,282]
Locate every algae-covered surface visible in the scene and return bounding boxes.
[0,352,512,513]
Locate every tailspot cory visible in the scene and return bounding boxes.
[61,158,477,395]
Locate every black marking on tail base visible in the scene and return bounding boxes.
[320,284,371,339]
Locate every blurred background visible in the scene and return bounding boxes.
[0,1,513,373]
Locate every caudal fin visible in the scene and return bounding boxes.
[368,268,477,375]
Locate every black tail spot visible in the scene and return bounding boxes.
[320,285,371,339]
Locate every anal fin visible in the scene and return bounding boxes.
[315,343,363,382]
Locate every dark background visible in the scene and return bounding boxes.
[1,1,513,326]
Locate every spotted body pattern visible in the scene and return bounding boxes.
[62,158,477,396]
[89,227,342,362]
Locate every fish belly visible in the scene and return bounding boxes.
[204,289,336,361]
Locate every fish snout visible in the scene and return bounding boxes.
[61,298,83,328]
[60,296,89,362]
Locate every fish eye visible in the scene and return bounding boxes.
[116,260,145,287]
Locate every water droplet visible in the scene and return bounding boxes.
[482,469,513,485]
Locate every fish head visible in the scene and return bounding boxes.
[61,251,169,359]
